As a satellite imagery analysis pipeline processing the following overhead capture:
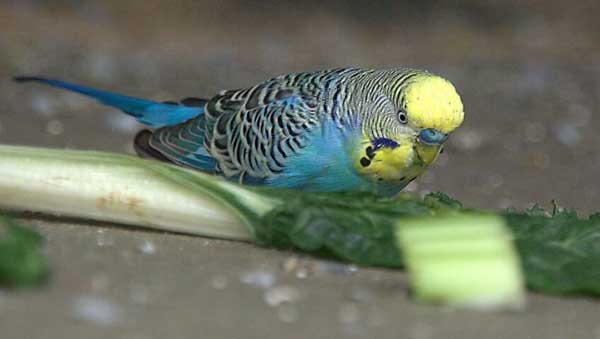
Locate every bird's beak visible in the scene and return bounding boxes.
[417,128,448,146]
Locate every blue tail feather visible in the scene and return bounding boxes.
[14,76,204,128]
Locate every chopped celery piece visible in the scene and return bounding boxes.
[396,215,525,310]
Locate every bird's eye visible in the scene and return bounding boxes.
[397,110,408,124]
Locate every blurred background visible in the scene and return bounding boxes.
[2,1,600,339]
[2,0,599,212]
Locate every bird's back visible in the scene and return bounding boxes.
[142,68,363,184]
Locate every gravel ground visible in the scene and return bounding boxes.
[1,1,599,338]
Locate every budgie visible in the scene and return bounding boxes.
[15,68,464,196]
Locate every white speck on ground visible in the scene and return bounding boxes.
[555,123,582,146]
[240,269,276,289]
[138,240,156,254]
[264,285,301,307]
[72,295,124,326]
[31,94,58,117]
[314,262,358,276]
[295,267,308,279]
[96,233,115,247]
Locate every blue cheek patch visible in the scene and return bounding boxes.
[372,137,399,150]
[418,129,448,145]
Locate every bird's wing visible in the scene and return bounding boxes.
[144,72,326,183]
[136,114,219,170]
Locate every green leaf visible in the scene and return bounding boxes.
[0,215,49,287]
[253,191,600,297]
[504,206,600,295]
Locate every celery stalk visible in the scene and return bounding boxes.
[396,214,526,310]
[0,144,279,240]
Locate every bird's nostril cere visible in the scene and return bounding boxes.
[418,129,447,145]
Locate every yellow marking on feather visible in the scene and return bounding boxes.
[403,75,464,134]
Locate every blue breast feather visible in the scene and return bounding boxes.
[264,120,371,192]
[266,120,405,195]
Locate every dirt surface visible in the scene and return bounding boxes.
[1,1,599,338]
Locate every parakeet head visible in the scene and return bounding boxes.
[353,69,464,189]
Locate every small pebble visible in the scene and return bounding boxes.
[264,285,301,307]
[96,233,114,247]
[72,295,123,326]
[46,119,64,136]
[138,240,156,255]
[282,256,311,279]
[281,257,300,273]
[295,267,309,279]
[211,275,228,290]
[31,95,57,117]
[555,123,582,146]
[314,262,358,276]
[240,269,276,289]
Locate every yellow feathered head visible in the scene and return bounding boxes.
[402,74,464,135]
